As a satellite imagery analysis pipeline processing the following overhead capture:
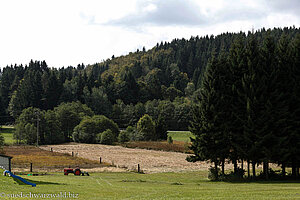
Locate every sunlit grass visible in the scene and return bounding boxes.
[0,126,15,145]
[168,131,194,142]
[1,169,299,200]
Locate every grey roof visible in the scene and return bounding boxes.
[0,154,13,159]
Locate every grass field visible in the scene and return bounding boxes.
[168,131,194,142]
[3,146,109,170]
[0,126,15,145]
[1,169,300,200]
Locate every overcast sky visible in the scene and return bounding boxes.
[0,0,299,68]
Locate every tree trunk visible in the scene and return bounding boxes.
[282,163,286,178]
[241,159,244,171]
[221,159,225,175]
[252,161,256,178]
[263,161,269,180]
[292,160,296,178]
[247,160,250,178]
[233,160,238,174]
[215,161,219,180]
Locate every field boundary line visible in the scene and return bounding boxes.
[99,176,113,186]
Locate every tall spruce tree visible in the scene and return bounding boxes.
[188,52,230,178]
[227,36,248,173]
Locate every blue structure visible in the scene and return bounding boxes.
[4,170,36,187]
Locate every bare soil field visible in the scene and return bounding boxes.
[41,143,237,173]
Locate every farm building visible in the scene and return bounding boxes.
[0,154,12,171]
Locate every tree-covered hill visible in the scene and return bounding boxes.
[0,27,299,130]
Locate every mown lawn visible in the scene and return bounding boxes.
[0,126,15,145]
[1,169,299,199]
[168,131,194,142]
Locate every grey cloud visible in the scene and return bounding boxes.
[215,1,267,23]
[266,0,300,16]
[92,0,298,29]
[103,0,207,27]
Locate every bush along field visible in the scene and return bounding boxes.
[1,169,300,200]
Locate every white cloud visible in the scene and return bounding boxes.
[0,0,299,68]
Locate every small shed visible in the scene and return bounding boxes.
[0,154,12,171]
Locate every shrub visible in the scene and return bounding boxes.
[167,136,173,144]
[208,166,221,181]
[257,168,281,180]
[126,126,139,141]
[92,115,119,141]
[100,129,114,145]
[0,133,4,146]
[73,117,97,143]
[96,132,102,143]
[155,115,168,140]
[218,167,245,182]
[137,114,156,141]
[73,115,119,144]
[118,131,130,143]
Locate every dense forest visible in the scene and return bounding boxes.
[0,27,298,129]
[188,28,300,179]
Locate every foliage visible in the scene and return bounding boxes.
[167,136,173,144]
[73,115,119,143]
[92,115,119,141]
[125,126,139,141]
[0,28,300,178]
[0,133,4,147]
[14,107,44,145]
[118,131,130,143]
[73,117,98,143]
[14,103,94,145]
[189,31,300,180]
[44,110,64,144]
[137,114,156,141]
[83,86,112,116]
[54,101,94,141]
[155,115,168,140]
[208,166,221,181]
[99,129,114,145]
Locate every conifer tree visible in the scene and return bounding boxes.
[188,52,230,178]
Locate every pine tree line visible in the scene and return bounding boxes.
[188,32,300,180]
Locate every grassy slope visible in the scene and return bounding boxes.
[1,169,299,200]
[168,131,194,142]
[0,126,15,145]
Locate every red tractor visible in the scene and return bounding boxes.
[64,168,89,176]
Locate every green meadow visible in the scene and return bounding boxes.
[168,131,194,142]
[0,126,15,145]
[1,169,300,200]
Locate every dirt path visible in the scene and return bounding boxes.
[40,143,235,173]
